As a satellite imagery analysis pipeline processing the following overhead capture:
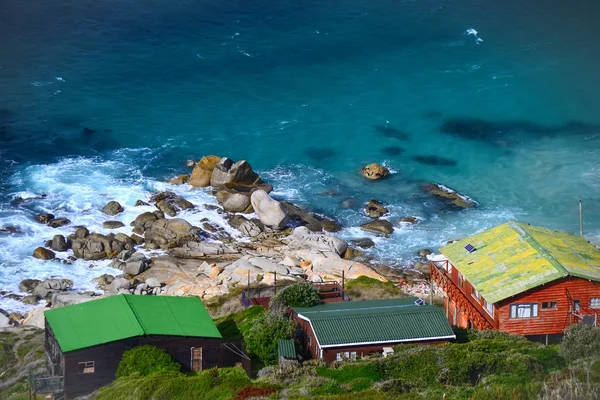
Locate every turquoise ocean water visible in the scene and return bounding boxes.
[1,0,600,311]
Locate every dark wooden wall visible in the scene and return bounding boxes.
[497,277,600,336]
[59,336,221,400]
[44,321,64,378]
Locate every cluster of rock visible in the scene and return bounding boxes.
[35,213,70,228]
[14,156,478,325]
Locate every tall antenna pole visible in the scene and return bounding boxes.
[579,200,583,237]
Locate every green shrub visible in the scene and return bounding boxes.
[345,276,403,300]
[316,363,382,384]
[375,347,441,388]
[270,282,321,309]
[214,305,266,341]
[521,345,566,372]
[98,367,250,400]
[561,324,600,362]
[116,345,181,378]
[311,380,343,396]
[244,312,295,365]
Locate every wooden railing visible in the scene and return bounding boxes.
[430,263,495,330]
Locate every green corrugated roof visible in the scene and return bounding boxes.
[294,298,455,347]
[45,295,221,353]
[440,221,600,304]
[277,339,296,360]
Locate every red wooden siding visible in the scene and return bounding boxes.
[430,262,496,330]
[497,277,600,335]
[433,260,600,336]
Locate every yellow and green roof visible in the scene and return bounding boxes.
[45,294,221,353]
[294,298,455,347]
[440,221,600,304]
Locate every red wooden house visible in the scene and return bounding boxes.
[292,297,455,363]
[431,221,600,344]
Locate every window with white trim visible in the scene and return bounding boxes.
[590,298,600,309]
[510,303,538,319]
[457,272,464,288]
[336,352,342,361]
[471,287,480,300]
[483,299,494,317]
[350,351,357,360]
[78,361,95,374]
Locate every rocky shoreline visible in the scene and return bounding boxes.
[1,155,475,328]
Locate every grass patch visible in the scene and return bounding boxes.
[317,363,382,386]
[345,276,405,300]
[96,367,250,400]
[213,306,266,341]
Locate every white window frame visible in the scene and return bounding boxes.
[78,361,95,374]
[471,287,480,300]
[457,272,464,288]
[483,299,494,317]
[510,303,538,319]
[590,298,600,309]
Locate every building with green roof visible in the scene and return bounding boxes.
[293,297,455,363]
[432,221,600,341]
[44,295,223,399]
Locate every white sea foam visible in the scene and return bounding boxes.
[381,160,398,174]
[465,28,483,44]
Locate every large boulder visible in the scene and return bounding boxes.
[282,226,348,257]
[188,155,222,187]
[74,227,90,238]
[51,292,96,308]
[250,190,288,230]
[169,241,239,259]
[365,199,388,218]
[131,212,158,233]
[216,189,251,213]
[228,215,262,237]
[150,192,194,217]
[51,235,71,252]
[103,221,125,229]
[143,218,199,250]
[48,217,71,228]
[33,278,73,299]
[169,174,189,185]
[210,158,262,187]
[35,213,55,224]
[360,219,394,235]
[19,279,41,293]
[310,257,387,281]
[280,202,342,232]
[124,258,148,276]
[102,201,124,216]
[108,277,132,292]
[422,183,477,209]
[32,247,55,260]
[361,163,389,180]
[71,233,132,260]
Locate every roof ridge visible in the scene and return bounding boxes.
[512,221,569,277]
[300,303,422,314]
[122,294,148,335]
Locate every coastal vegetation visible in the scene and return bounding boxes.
[90,325,600,399]
[3,318,600,399]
